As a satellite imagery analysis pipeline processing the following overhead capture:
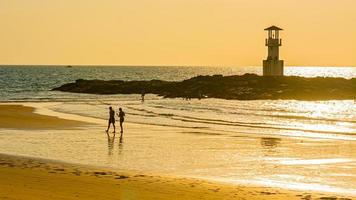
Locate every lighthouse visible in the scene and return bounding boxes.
[263,26,284,76]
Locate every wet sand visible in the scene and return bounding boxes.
[0,154,352,200]
[0,105,88,129]
[0,103,355,199]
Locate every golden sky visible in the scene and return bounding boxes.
[0,0,355,66]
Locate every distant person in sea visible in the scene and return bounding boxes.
[106,107,116,133]
[117,107,126,134]
[141,90,145,102]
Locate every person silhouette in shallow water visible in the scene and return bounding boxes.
[117,107,125,134]
[141,89,145,102]
[106,106,116,133]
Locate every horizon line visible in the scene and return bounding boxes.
[0,64,355,68]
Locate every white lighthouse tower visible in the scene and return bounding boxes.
[263,26,284,76]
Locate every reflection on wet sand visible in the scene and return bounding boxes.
[118,134,124,155]
[107,133,116,155]
[106,132,124,156]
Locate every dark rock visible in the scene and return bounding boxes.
[52,74,356,100]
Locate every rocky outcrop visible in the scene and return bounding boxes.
[52,74,356,100]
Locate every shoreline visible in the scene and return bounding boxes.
[0,153,353,200]
[0,103,355,199]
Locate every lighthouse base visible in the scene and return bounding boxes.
[263,60,284,76]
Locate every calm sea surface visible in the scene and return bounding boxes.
[1,65,355,100]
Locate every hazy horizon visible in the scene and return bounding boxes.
[1,64,356,68]
[1,0,355,67]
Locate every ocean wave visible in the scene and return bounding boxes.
[125,106,355,136]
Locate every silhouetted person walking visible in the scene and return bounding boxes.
[117,107,125,134]
[106,107,116,133]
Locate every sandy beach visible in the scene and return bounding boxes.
[0,103,355,199]
[0,153,352,200]
[0,105,89,129]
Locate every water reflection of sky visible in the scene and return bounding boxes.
[52,99,355,141]
[0,103,355,196]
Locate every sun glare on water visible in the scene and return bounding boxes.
[282,100,356,135]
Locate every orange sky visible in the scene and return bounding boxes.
[0,0,355,66]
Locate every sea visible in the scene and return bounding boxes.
[0,65,356,195]
[0,66,355,139]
